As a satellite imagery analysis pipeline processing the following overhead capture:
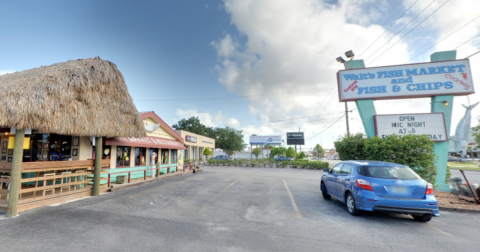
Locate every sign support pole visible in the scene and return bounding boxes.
[344,60,377,139]
[6,129,24,218]
[430,51,456,191]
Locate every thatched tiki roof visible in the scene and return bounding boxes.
[0,57,145,138]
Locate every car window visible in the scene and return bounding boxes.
[331,164,343,174]
[341,164,353,175]
[357,166,420,180]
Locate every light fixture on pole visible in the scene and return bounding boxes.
[336,56,346,63]
[336,50,355,136]
[433,100,449,106]
[345,50,355,60]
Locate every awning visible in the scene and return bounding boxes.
[105,136,186,150]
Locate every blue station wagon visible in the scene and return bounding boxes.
[320,160,439,222]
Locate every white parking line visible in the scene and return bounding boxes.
[283,179,302,218]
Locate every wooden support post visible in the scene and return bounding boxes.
[144,170,147,180]
[7,129,24,218]
[167,167,170,174]
[93,136,103,196]
[108,174,111,188]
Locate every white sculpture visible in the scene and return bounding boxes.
[145,123,161,132]
[451,102,478,157]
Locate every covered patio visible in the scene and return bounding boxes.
[0,57,145,216]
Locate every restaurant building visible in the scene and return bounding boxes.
[103,111,186,180]
[0,58,146,216]
[175,130,215,162]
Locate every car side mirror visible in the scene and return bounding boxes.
[323,168,330,172]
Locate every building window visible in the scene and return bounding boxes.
[49,134,72,161]
[171,149,177,163]
[161,149,169,164]
[117,146,131,167]
[149,148,159,165]
[103,145,112,159]
[135,147,146,166]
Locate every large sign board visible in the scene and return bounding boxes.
[286,132,305,145]
[374,113,448,142]
[249,135,282,145]
[337,59,474,102]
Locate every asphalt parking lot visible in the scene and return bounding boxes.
[0,166,479,251]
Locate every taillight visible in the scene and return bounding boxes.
[356,179,373,191]
[426,183,434,195]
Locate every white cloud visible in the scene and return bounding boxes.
[176,109,242,129]
[0,70,15,76]
[211,0,480,149]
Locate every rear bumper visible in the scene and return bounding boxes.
[354,189,440,217]
[372,205,435,216]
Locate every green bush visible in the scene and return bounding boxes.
[335,134,437,185]
[308,161,329,169]
[184,159,191,165]
[334,133,366,160]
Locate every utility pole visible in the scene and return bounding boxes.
[345,102,350,136]
[298,127,301,153]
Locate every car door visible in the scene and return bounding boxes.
[324,163,343,197]
[336,163,353,200]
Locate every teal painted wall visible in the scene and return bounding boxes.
[430,51,456,191]
[345,60,377,138]
[90,163,179,184]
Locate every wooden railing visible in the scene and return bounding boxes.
[0,159,111,212]
[107,166,178,187]
[0,177,10,208]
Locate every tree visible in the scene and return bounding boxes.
[298,151,306,159]
[472,122,480,146]
[270,147,286,157]
[203,148,212,159]
[312,144,325,159]
[286,147,295,158]
[214,126,246,156]
[172,116,216,139]
[252,148,262,159]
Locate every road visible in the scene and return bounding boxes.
[0,166,479,251]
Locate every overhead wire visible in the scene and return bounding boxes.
[369,0,451,65]
[357,0,419,58]
[306,114,346,140]
[454,33,480,50]
[365,0,435,62]
[135,89,322,102]
[408,13,480,62]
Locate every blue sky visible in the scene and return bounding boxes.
[1,0,480,150]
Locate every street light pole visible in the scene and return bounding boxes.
[345,102,350,136]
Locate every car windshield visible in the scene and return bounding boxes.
[357,166,420,180]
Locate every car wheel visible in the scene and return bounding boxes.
[412,214,432,222]
[346,193,360,216]
[321,182,331,199]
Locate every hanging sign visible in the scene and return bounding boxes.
[337,59,474,101]
[7,137,31,149]
[374,113,448,141]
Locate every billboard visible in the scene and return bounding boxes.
[374,113,448,142]
[337,59,474,102]
[249,135,282,145]
[286,132,304,145]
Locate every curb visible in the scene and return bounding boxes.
[110,172,183,192]
[439,206,480,214]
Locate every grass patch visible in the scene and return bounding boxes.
[447,162,480,171]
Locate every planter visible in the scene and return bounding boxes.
[116,175,128,184]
